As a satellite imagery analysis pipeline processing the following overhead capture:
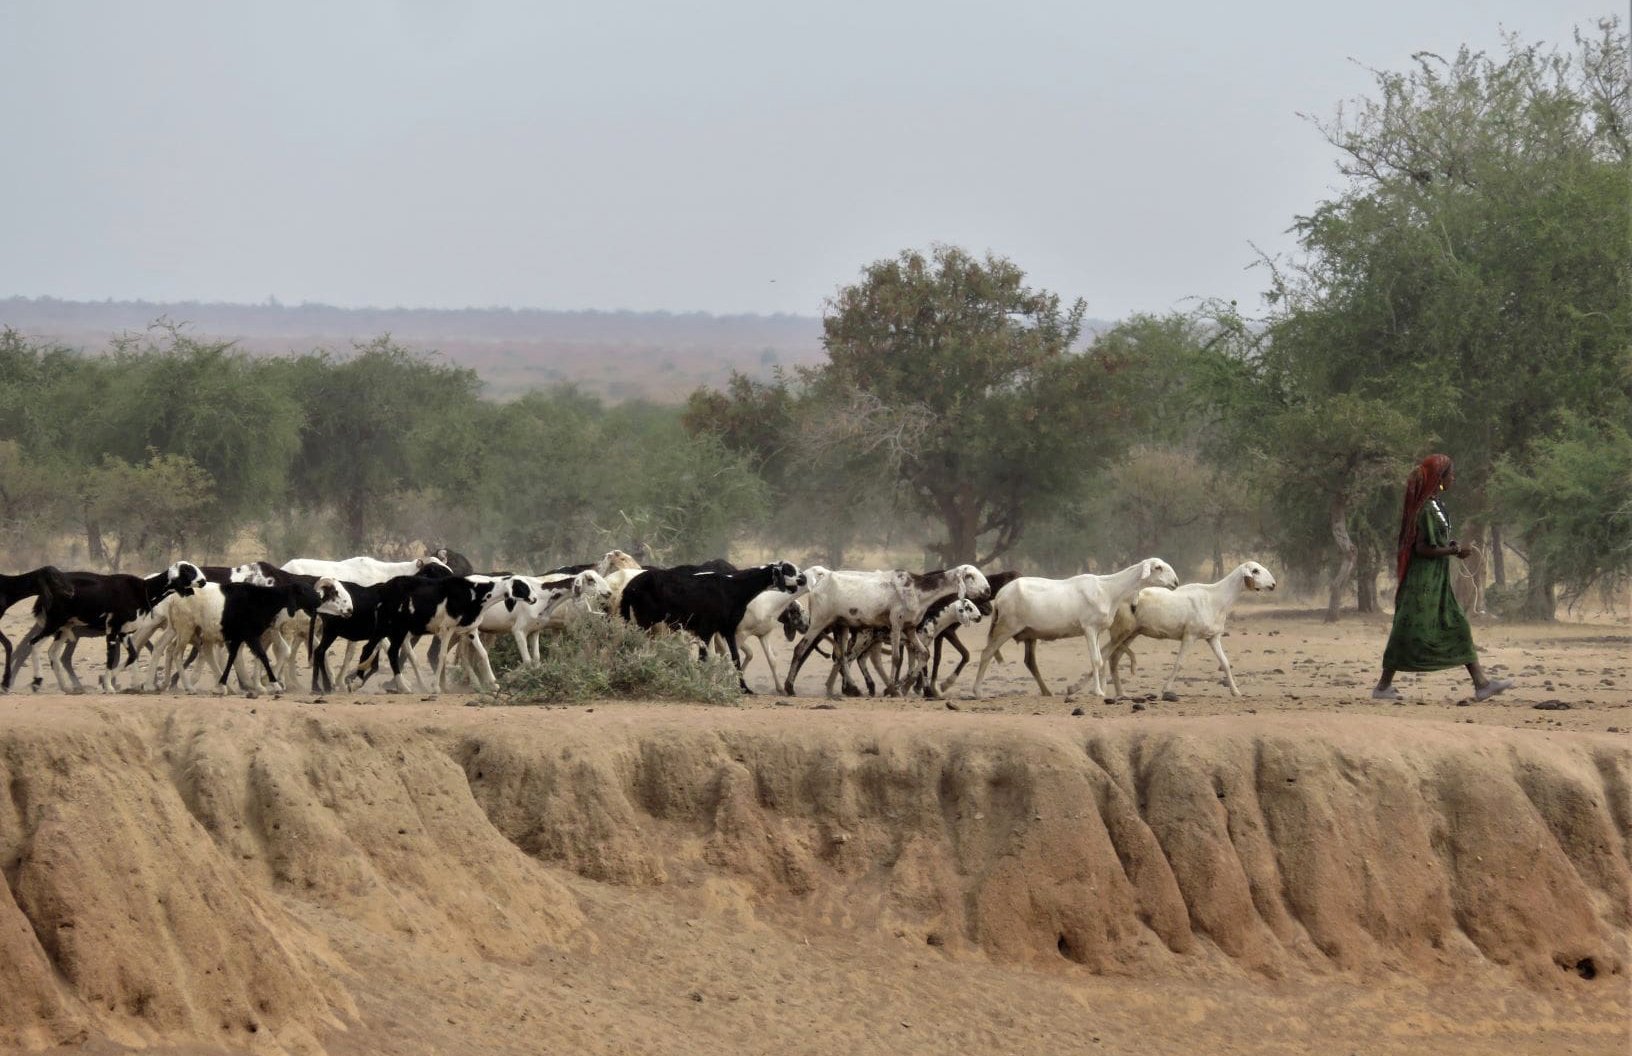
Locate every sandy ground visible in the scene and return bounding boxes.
[0,602,1628,1055]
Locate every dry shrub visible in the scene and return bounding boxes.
[488,615,741,706]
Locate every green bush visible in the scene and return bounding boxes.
[486,615,742,706]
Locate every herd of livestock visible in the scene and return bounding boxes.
[0,546,1279,703]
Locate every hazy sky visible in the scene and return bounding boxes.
[0,2,1614,320]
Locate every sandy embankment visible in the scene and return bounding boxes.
[0,693,1626,1056]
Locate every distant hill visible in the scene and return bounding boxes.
[0,297,828,402]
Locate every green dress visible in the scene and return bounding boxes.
[1382,499,1478,672]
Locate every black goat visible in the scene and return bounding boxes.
[618,561,802,692]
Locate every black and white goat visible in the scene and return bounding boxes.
[0,566,74,692]
[8,562,207,693]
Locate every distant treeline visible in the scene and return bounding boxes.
[0,297,834,403]
[0,295,828,345]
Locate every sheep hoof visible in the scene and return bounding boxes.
[842,685,862,698]
[1161,691,1180,702]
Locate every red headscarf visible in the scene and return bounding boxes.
[1394,453,1453,598]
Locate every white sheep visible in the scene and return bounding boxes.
[720,589,809,691]
[829,595,984,697]
[971,558,1179,701]
[1103,561,1276,700]
[785,564,991,697]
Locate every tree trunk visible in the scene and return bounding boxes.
[1489,523,1506,588]
[826,533,846,569]
[344,493,368,553]
[1211,522,1224,581]
[1325,492,1357,623]
[1520,553,1556,621]
[85,519,105,565]
[1356,543,1378,613]
[938,491,982,567]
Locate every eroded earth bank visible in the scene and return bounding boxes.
[0,699,1627,1055]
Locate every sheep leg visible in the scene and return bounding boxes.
[716,630,752,694]
[430,631,455,696]
[737,636,756,672]
[383,636,410,694]
[756,633,783,692]
[146,628,176,691]
[349,639,379,689]
[902,632,929,694]
[934,630,973,697]
[862,641,886,697]
[1020,639,1050,695]
[465,632,498,692]
[1207,635,1241,696]
[1159,636,1195,701]
[405,636,431,693]
[312,628,338,693]
[181,637,221,694]
[927,633,946,694]
[971,624,1021,699]
[64,635,88,693]
[822,628,863,698]
[244,636,284,693]
[833,628,867,698]
[216,641,245,695]
[883,620,907,696]
[8,619,47,690]
[47,634,77,694]
[1064,628,1110,702]
[822,630,843,697]
[1108,641,1130,699]
[785,620,839,696]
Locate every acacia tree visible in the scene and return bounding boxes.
[81,451,216,571]
[283,337,483,552]
[815,245,1154,566]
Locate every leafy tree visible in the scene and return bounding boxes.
[96,325,304,545]
[81,450,216,570]
[1205,20,1630,617]
[476,389,768,569]
[283,337,483,551]
[1493,416,1632,614]
[0,440,72,560]
[814,245,1163,565]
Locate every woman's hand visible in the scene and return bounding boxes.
[1455,543,1474,560]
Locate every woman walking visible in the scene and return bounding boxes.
[1372,454,1513,701]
